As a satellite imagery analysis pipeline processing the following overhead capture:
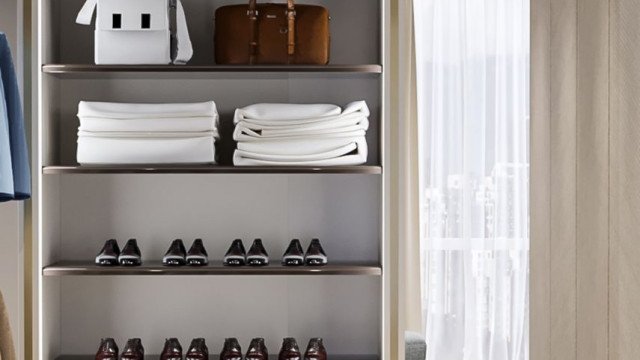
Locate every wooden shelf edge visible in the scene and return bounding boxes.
[42,165,383,175]
[56,355,378,360]
[42,64,383,74]
[43,261,382,276]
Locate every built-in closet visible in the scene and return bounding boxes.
[33,0,389,359]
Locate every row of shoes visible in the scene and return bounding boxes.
[223,238,327,267]
[96,337,327,360]
[95,238,328,267]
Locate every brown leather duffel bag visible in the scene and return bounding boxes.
[214,0,330,65]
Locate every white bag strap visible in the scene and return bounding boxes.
[75,0,97,25]
[172,0,193,65]
[75,0,193,65]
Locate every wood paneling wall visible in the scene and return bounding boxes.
[532,0,640,359]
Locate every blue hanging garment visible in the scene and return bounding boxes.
[0,33,30,202]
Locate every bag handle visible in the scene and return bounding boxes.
[172,0,193,64]
[247,0,296,64]
[75,0,193,65]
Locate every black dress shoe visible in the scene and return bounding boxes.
[282,239,304,266]
[246,338,268,360]
[121,338,144,360]
[304,239,327,266]
[95,338,118,360]
[223,239,246,266]
[247,238,269,266]
[304,338,326,360]
[220,338,242,360]
[160,338,182,360]
[186,338,209,360]
[278,338,301,360]
[186,239,209,266]
[163,239,187,266]
[95,239,120,266]
[119,239,142,266]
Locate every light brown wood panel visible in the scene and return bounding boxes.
[530,0,552,358]
[610,0,640,358]
[550,0,578,359]
[576,0,610,359]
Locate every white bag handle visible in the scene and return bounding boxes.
[75,0,193,65]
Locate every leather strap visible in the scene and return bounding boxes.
[247,0,296,63]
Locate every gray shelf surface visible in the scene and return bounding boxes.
[43,261,382,276]
[42,165,383,175]
[43,64,383,74]
[56,355,379,360]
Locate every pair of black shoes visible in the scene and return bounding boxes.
[161,338,209,360]
[223,239,269,266]
[95,239,142,266]
[95,338,143,360]
[282,239,327,266]
[162,239,209,266]
[279,338,327,360]
[220,338,268,360]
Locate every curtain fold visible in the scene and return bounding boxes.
[413,1,530,359]
[390,1,423,358]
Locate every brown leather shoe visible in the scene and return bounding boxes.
[95,338,118,360]
[278,338,301,360]
[160,338,182,360]
[121,338,144,360]
[246,338,268,360]
[186,338,209,360]
[220,338,242,360]
[304,338,326,360]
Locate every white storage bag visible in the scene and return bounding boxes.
[75,0,193,65]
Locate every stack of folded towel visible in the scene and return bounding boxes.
[232,101,370,166]
[76,101,219,165]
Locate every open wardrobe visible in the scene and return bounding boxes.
[6,0,640,359]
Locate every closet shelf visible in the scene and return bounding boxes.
[42,165,382,175]
[43,261,382,276]
[42,64,383,74]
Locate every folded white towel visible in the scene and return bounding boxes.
[234,103,341,122]
[79,116,218,133]
[237,136,364,155]
[233,114,369,140]
[78,130,219,139]
[78,101,218,119]
[234,129,367,143]
[233,137,367,166]
[77,136,216,164]
[234,101,369,124]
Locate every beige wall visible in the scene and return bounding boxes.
[0,1,25,359]
[532,0,640,359]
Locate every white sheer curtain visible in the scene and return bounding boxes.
[413,1,530,360]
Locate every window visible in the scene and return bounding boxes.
[112,13,121,29]
[141,13,151,29]
[414,0,530,359]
